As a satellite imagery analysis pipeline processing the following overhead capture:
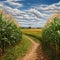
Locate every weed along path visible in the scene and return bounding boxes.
[17,35,49,60]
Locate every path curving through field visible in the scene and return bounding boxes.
[17,35,49,60]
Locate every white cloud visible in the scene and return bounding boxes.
[35,2,60,13]
[0,1,60,27]
[26,8,47,18]
[0,3,51,27]
[8,1,23,8]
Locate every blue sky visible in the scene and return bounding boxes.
[0,0,60,28]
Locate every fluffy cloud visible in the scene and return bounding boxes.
[26,8,48,18]
[35,2,60,13]
[8,1,23,8]
[0,1,60,28]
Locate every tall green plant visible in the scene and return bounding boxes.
[42,17,60,60]
[0,13,22,54]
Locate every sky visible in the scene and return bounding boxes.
[0,0,60,28]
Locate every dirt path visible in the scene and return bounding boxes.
[17,35,50,60]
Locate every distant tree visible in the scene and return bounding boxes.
[29,26,31,29]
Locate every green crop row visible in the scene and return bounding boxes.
[42,17,60,60]
[0,13,22,54]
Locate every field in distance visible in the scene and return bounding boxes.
[21,28,42,42]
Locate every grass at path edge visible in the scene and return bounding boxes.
[0,35,31,60]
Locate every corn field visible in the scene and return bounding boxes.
[0,13,22,54]
[42,17,60,60]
